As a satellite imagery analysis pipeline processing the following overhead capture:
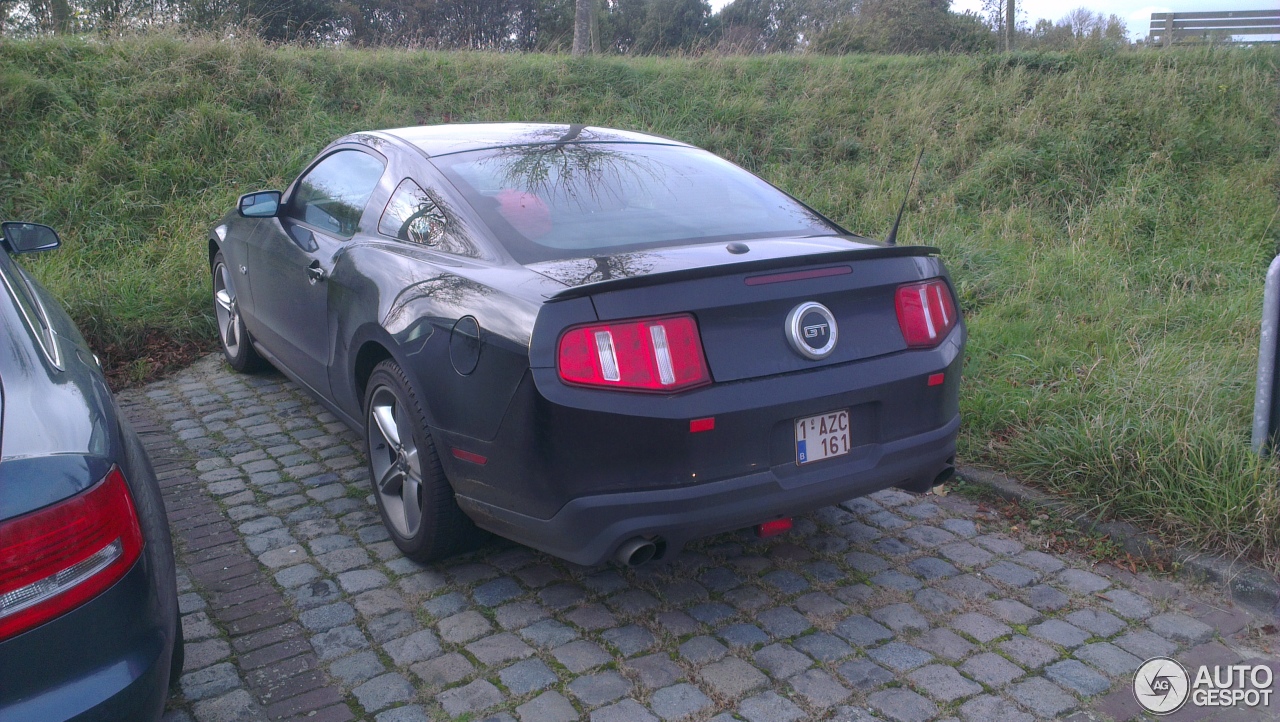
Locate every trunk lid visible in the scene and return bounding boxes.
[528,236,947,383]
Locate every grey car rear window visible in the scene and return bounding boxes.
[432,143,838,263]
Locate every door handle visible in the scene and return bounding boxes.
[306,262,326,284]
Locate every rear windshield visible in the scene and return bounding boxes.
[431,142,839,263]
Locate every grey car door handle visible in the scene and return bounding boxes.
[306,262,326,284]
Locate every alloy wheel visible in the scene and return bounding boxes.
[212,262,241,358]
[367,385,424,538]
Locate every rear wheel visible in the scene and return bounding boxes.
[212,251,264,372]
[364,359,486,562]
[168,617,185,689]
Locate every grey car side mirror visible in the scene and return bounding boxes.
[1,222,61,254]
[238,191,282,218]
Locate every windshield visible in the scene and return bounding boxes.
[431,142,840,263]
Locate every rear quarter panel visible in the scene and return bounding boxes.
[328,242,551,450]
[0,257,176,722]
[0,260,117,518]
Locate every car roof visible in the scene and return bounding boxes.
[375,123,691,158]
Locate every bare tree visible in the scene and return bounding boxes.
[1064,6,1093,37]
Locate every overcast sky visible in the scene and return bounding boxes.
[706,0,1279,41]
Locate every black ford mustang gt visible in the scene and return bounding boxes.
[209,123,964,567]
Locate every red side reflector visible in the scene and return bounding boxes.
[756,517,793,538]
[689,417,715,433]
[0,466,144,642]
[744,266,852,286]
[927,373,945,387]
[451,448,488,465]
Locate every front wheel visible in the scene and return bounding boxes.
[364,359,487,562]
[212,251,265,372]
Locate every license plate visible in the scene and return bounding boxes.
[795,410,851,465]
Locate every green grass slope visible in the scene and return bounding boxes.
[1,37,1277,565]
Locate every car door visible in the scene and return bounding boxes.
[245,147,386,396]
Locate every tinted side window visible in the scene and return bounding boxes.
[378,178,481,259]
[288,150,386,238]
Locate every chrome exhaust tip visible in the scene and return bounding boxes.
[615,537,658,567]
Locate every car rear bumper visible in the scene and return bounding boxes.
[0,558,170,722]
[442,325,963,507]
[456,411,958,566]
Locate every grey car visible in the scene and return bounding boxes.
[209,124,964,567]
[0,222,182,721]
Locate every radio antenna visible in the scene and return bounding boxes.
[884,148,925,246]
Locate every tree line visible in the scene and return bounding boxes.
[0,0,1131,54]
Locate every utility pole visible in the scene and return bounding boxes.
[1004,0,1015,51]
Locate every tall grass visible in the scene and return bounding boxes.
[1,36,1277,566]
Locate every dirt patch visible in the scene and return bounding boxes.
[96,330,218,391]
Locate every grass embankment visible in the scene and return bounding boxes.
[1,37,1277,567]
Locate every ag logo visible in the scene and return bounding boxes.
[785,302,838,360]
[1134,657,1190,715]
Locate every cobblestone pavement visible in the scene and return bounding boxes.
[120,355,1279,722]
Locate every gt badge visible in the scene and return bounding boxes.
[786,302,838,360]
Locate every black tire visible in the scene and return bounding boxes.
[363,359,487,562]
[119,419,184,691]
[169,617,185,689]
[211,250,265,372]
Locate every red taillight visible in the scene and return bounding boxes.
[0,466,144,641]
[895,279,958,348]
[558,314,711,392]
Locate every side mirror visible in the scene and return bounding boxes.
[1,222,61,254]
[238,191,282,218]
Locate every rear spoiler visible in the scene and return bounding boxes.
[546,245,939,301]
